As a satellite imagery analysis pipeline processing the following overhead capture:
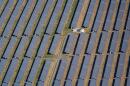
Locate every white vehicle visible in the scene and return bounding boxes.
[72,27,87,33]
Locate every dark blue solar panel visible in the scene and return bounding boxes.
[0,0,16,30]
[83,12,92,27]
[91,54,102,79]
[27,57,41,82]
[89,79,96,86]
[109,31,118,53]
[120,31,130,52]
[71,0,84,28]
[77,79,84,86]
[2,0,25,37]
[83,0,96,27]
[92,0,105,31]
[86,32,96,54]
[35,0,53,36]
[65,80,72,86]
[24,0,47,36]
[79,54,90,79]
[14,36,30,59]
[103,54,114,79]
[1,83,8,86]
[126,78,130,86]
[3,36,19,59]
[37,81,44,86]
[64,33,78,54]
[120,1,126,11]
[0,58,6,74]
[103,1,115,31]
[26,35,41,58]
[0,37,9,57]
[114,78,120,86]
[98,32,108,53]
[25,82,32,86]
[39,60,51,82]
[102,79,109,86]
[13,0,37,37]
[37,34,50,57]
[45,0,64,34]
[53,80,60,86]
[0,0,3,7]
[49,34,61,55]
[115,12,123,30]
[126,18,130,30]
[15,57,30,83]
[67,55,79,80]
[56,0,73,33]
[115,53,125,77]
[55,60,67,80]
[3,58,19,83]
[75,33,88,55]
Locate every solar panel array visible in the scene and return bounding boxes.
[0,0,130,86]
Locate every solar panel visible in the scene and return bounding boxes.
[102,79,109,86]
[108,31,119,53]
[24,0,47,36]
[79,54,90,79]
[83,0,95,27]
[63,33,78,54]
[1,83,8,86]
[38,60,51,82]
[35,0,54,36]
[56,0,73,34]
[71,0,84,28]
[3,58,19,83]
[48,34,61,55]
[103,2,115,31]
[126,78,130,86]
[13,0,37,37]
[91,54,102,79]
[114,78,120,86]
[120,1,126,11]
[65,80,72,86]
[53,80,60,86]
[25,35,41,58]
[126,18,130,31]
[89,79,96,86]
[97,31,108,53]
[15,57,31,83]
[92,0,105,31]
[86,32,96,54]
[37,81,44,86]
[3,36,19,59]
[67,56,79,80]
[27,57,42,83]
[77,79,84,86]
[25,82,32,86]
[83,12,92,27]
[103,54,114,79]
[0,0,6,16]
[0,37,9,58]
[14,36,30,59]
[55,60,67,80]
[2,0,26,37]
[74,33,88,55]
[0,0,17,34]
[115,53,125,77]
[45,0,65,35]
[37,34,50,57]
[0,58,7,74]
